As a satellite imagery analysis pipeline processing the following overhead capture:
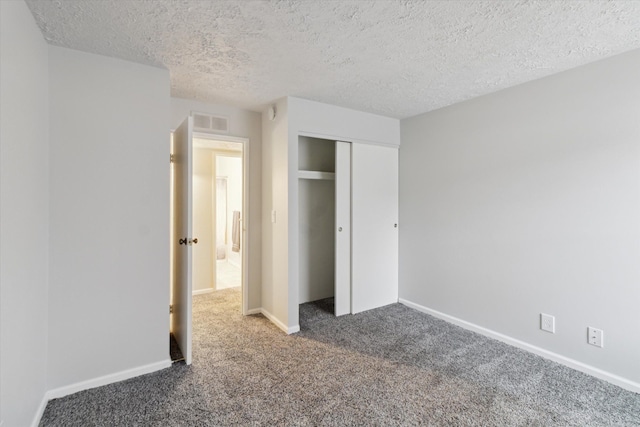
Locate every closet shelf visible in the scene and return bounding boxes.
[298,170,335,180]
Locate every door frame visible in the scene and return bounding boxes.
[170,130,251,318]
[192,132,250,315]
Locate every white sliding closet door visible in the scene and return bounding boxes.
[335,141,351,316]
[351,143,399,314]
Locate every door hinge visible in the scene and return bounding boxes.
[170,154,175,163]
[170,304,173,314]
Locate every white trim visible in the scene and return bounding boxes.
[45,359,172,400]
[298,170,335,180]
[298,130,399,148]
[245,307,262,315]
[260,308,300,334]
[192,132,248,145]
[30,394,48,427]
[241,139,250,316]
[398,298,640,394]
[288,324,301,334]
[193,288,214,296]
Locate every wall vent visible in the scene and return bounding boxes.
[192,112,229,134]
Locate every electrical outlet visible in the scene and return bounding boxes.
[540,313,555,333]
[588,327,604,348]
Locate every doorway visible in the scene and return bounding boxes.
[170,121,249,364]
[193,139,244,294]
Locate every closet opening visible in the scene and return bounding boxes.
[298,135,351,321]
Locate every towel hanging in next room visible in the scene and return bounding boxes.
[232,211,241,252]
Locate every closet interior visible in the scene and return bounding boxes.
[298,136,351,316]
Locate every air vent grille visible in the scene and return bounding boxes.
[192,112,229,134]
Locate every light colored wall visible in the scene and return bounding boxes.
[217,155,243,267]
[399,49,640,388]
[47,46,171,390]
[261,98,290,328]
[171,98,261,310]
[193,147,214,292]
[0,1,50,425]
[262,96,400,331]
[289,97,401,147]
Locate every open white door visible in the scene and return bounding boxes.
[171,117,193,365]
[335,141,351,316]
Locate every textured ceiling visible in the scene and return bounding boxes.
[26,0,640,119]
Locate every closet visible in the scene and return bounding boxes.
[298,136,351,315]
[262,97,401,332]
[297,135,398,317]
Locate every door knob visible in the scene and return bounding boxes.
[190,238,198,245]
[179,238,187,245]
[394,224,398,228]
[338,227,343,232]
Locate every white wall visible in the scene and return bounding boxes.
[289,97,401,148]
[262,96,400,331]
[171,98,262,310]
[0,1,50,425]
[193,147,214,292]
[400,49,640,389]
[261,98,290,328]
[217,155,243,267]
[47,46,171,391]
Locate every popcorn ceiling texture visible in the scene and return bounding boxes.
[26,0,640,118]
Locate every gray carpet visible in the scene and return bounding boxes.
[40,289,640,426]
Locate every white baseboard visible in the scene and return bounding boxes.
[399,298,640,394]
[192,288,214,296]
[245,307,262,315]
[288,324,301,334]
[30,394,49,427]
[32,360,171,425]
[46,359,172,401]
[260,308,300,334]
